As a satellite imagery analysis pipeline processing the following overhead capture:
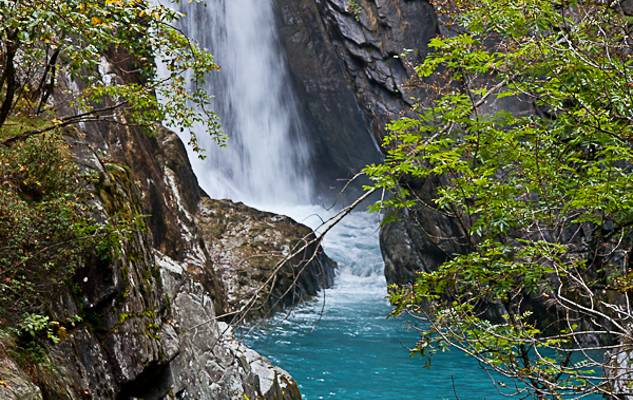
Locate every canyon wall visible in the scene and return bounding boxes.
[0,52,336,400]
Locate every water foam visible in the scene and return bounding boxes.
[174,0,313,205]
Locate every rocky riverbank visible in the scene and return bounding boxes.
[0,119,333,400]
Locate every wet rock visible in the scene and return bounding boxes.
[274,0,384,198]
[274,0,438,150]
[197,198,336,321]
[380,176,471,285]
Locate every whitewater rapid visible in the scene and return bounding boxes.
[254,203,388,309]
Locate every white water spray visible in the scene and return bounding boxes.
[170,0,386,281]
[176,0,313,206]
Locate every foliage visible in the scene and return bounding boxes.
[0,123,121,340]
[0,0,223,150]
[16,313,80,345]
[365,0,633,398]
[346,0,362,22]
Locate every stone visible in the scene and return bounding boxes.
[197,198,336,321]
[276,0,438,143]
[272,0,439,200]
[160,267,302,400]
[0,349,43,400]
[274,0,385,199]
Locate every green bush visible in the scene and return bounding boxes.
[0,126,97,328]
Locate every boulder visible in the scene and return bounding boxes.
[197,198,336,321]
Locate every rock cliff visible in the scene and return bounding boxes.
[0,92,334,400]
[273,0,437,197]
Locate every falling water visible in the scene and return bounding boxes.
[166,1,524,398]
[175,0,313,205]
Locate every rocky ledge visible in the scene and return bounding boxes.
[0,119,333,399]
[197,198,336,321]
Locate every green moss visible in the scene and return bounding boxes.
[346,0,362,22]
[118,312,131,324]
[0,126,89,323]
[145,320,161,340]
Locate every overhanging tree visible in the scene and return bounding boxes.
[0,0,223,149]
[364,0,633,398]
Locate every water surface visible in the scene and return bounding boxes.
[241,208,514,400]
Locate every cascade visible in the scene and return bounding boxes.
[176,0,313,206]
[170,1,514,398]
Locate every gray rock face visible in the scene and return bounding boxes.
[274,0,384,197]
[158,264,301,400]
[306,0,475,288]
[315,0,437,136]
[197,198,336,321]
[0,347,43,400]
[273,0,438,198]
[0,124,305,399]
[274,0,437,146]
[271,0,446,284]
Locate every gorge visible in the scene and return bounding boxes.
[1,0,630,399]
[173,0,516,399]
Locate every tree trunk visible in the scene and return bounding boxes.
[0,30,19,129]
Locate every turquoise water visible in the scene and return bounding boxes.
[241,209,516,400]
[242,287,512,399]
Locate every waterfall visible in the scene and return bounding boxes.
[155,4,517,398]
[167,0,385,278]
[175,0,313,206]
